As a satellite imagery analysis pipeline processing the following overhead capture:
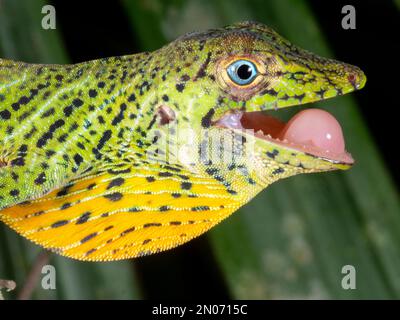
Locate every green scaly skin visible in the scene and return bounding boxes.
[0,22,365,249]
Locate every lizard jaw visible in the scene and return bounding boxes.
[214,108,354,165]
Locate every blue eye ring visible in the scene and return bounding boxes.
[226,60,258,85]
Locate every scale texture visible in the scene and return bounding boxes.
[0,22,365,261]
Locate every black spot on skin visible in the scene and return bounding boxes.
[97,115,105,124]
[73,153,83,166]
[63,105,73,117]
[128,93,136,102]
[169,221,182,225]
[164,165,181,172]
[272,168,285,175]
[98,81,106,88]
[176,83,185,92]
[104,192,123,202]
[76,212,91,224]
[108,168,131,175]
[41,162,49,169]
[146,176,156,182]
[87,183,96,190]
[201,108,215,128]
[104,225,114,231]
[181,182,192,190]
[11,102,21,111]
[37,119,65,148]
[205,167,218,175]
[85,248,97,256]
[159,172,173,177]
[51,220,69,228]
[18,144,28,154]
[142,239,151,245]
[266,149,279,159]
[18,96,30,105]
[34,172,46,185]
[61,202,71,210]
[159,206,170,212]
[97,130,112,150]
[171,193,181,198]
[42,107,55,118]
[72,98,83,107]
[194,52,212,80]
[107,177,125,189]
[143,223,162,228]
[259,88,278,96]
[88,89,98,98]
[162,95,169,102]
[46,150,56,158]
[81,232,97,243]
[69,122,79,133]
[227,189,237,195]
[121,227,135,236]
[111,103,127,126]
[10,189,19,197]
[10,157,25,167]
[58,134,69,144]
[146,116,157,130]
[77,142,85,150]
[0,109,12,120]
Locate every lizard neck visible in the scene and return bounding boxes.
[1,53,161,180]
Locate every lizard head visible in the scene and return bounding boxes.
[153,21,366,190]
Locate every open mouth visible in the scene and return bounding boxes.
[214,108,354,165]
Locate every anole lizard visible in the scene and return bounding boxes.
[0,21,366,261]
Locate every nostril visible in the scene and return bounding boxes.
[348,73,356,84]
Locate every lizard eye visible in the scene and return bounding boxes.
[226,60,258,85]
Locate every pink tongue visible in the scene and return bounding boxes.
[280,109,345,154]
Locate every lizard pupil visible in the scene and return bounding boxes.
[237,64,252,80]
[227,60,257,85]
